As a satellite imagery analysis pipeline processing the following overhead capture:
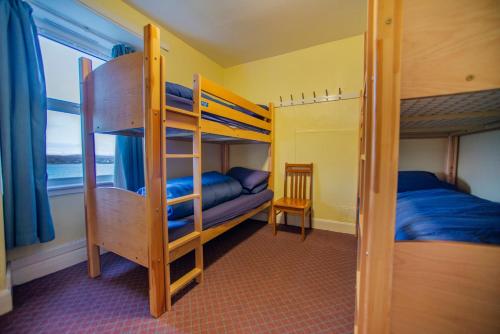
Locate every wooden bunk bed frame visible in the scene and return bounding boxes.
[356,0,500,333]
[78,24,275,318]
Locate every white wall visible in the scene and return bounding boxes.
[457,130,500,202]
[398,138,448,179]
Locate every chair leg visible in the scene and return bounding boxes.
[284,212,288,225]
[301,210,306,241]
[309,209,312,229]
[273,207,277,236]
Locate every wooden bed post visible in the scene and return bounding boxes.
[143,24,167,318]
[356,0,402,333]
[192,73,204,283]
[267,103,275,225]
[221,143,230,173]
[446,135,459,185]
[79,58,101,278]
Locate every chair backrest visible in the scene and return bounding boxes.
[284,163,313,200]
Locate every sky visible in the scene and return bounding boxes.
[40,36,115,156]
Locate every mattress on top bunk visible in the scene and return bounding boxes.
[165,82,270,135]
[168,189,274,241]
[396,172,500,244]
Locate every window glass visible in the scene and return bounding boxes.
[41,36,114,188]
[39,36,105,103]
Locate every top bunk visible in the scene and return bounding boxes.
[398,0,500,139]
[400,89,500,138]
[82,51,273,144]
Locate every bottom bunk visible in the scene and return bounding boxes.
[395,171,500,244]
[138,167,273,243]
[391,171,500,334]
[167,189,273,242]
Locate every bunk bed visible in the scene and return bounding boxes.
[356,0,500,333]
[78,24,275,318]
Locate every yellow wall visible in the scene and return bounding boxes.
[80,0,224,86]
[7,1,225,263]
[458,130,500,202]
[399,138,448,179]
[223,35,364,225]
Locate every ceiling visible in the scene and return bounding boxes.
[125,0,367,67]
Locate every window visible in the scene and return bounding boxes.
[40,36,115,190]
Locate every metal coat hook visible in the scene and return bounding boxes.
[290,94,294,105]
[313,91,317,102]
[279,95,283,106]
[338,87,342,100]
[301,92,305,103]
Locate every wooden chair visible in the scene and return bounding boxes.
[272,163,313,241]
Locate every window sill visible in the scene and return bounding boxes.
[48,181,113,197]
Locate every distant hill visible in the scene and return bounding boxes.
[47,154,114,164]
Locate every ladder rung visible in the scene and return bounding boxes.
[167,193,200,205]
[165,106,199,118]
[170,268,202,295]
[168,231,200,252]
[164,154,199,159]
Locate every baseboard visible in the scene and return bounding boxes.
[10,238,105,286]
[0,265,13,315]
[312,218,356,234]
[254,211,356,235]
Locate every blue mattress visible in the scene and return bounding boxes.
[137,171,242,220]
[168,189,274,241]
[166,82,269,135]
[396,188,500,244]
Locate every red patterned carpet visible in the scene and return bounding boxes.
[0,221,356,334]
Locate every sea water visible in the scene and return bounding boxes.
[47,163,114,179]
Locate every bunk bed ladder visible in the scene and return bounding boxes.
[161,70,204,310]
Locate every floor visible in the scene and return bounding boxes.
[0,221,357,334]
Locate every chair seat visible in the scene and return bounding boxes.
[273,197,311,210]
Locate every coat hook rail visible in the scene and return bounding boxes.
[275,89,360,108]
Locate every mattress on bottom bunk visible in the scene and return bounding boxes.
[168,189,273,241]
[396,188,500,244]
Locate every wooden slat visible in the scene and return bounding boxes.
[160,54,171,311]
[201,76,271,119]
[143,24,166,318]
[266,103,275,225]
[356,0,402,332]
[166,193,200,205]
[445,136,459,185]
[200,119,271,143]
[192,73,204,283]
[166,105,198,117]
[401,0,500,99]
[89,52,144,133]
[168,231,200,252]
[92,188,148,267]
[220,143,230,174]
[401,110,500,122]
[201,97,272,131]
[165,111,198,131]
[391,242,500,334]
[169,237,199,263]
[79,57,100,278]
[170,268,202,295]
[201,202,271,244]
[164,154,199,159]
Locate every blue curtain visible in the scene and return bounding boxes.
[0,0,54,248]
[111,44,145,192]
